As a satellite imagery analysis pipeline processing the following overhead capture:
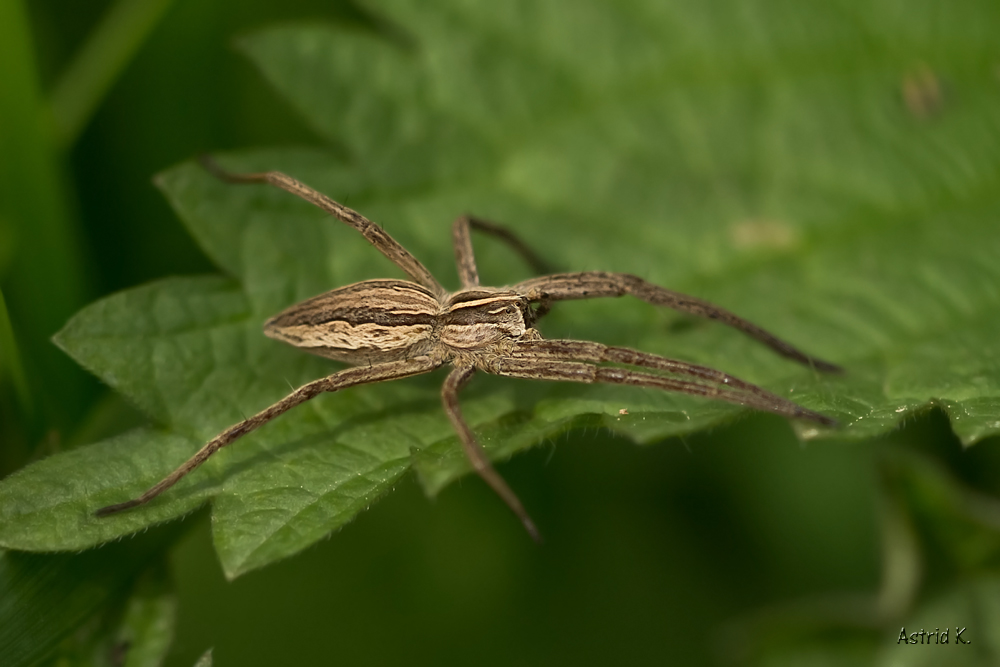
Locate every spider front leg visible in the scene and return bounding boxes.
[95,356,441,517]
[441,366,542,542]
[200,155,446,298]
[515,272,842,373]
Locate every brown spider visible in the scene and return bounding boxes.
[96,156,841,539]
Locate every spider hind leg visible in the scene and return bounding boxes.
[441,366,542,542]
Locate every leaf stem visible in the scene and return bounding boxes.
[0,287,32,416]
[48,0,177,148]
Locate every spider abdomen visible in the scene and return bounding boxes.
[264,279,439,364]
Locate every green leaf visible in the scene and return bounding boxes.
[719,447,1000,667]
[2,0,999,578]
[114,561,176,667]
[0,0,90,435]
[0,522,182,667]
[0,428,212,550]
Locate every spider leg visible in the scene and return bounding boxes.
[497,345,836,426]
[200,155,446,298]
[512,339,792,397]
[441,366,542,542]
[514,272,842,373]
[452,215,554,289]
[451,216,480,289]
[96,356,441,517]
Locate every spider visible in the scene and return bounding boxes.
[96,156,841,540]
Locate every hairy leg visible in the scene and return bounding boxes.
[495,351,835,426]
[451,215,554,289]
[441,366,541,541]
[200,155,445,297]
[512,339,789,396]
[514,272,842,373]
[96,356,441,516]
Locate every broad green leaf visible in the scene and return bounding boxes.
[0,428,214,549]
[2,0,999,578]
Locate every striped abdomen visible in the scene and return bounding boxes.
[265,280,534,365]
[264,280,439,364]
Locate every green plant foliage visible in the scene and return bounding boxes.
[114,562,176,667]
[722,446,1000,665]
[48,0,179,148]
[2,0,999,581]
[880,577,1000,666]
[0,521,181,667]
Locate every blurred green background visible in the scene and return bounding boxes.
[2,0,1000,665]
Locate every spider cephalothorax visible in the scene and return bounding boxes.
[96,156,840,540]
